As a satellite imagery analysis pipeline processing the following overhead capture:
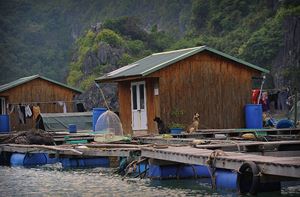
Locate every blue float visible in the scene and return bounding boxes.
[60,157,110,168]
[276,119,294,129]
[10,153,57,167]
[215,169,237,190]
[148,164,210,179]
[0,115,10,133]
[245,104,263,129]
[92,108,106,131]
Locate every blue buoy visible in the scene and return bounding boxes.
[0,115,10,133]
[245,104,263,129]
[92,108,106,131]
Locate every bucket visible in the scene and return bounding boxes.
[68,124,77,133]
[92,108,106,131]
[245,104,263,129]
[170,128,183,134]
[0,115,10,133]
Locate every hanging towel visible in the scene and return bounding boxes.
[20,105,26,124]
[16,105,24,124]
[7,104,15,115]
[58,101,67,113]
[32,106,41,120]
[25,105,32,118]
[16,105,25,124]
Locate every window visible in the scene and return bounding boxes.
[132,85,137,110]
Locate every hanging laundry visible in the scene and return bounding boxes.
[16,105,25,124]
[25,105,32,118]
[7,104,15,115]
[20,105,26,124]
[57,101,67,113]
[32,106,41,120]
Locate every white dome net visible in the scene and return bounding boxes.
[95,110,123,136]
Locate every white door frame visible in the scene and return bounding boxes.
[131,81,147,130]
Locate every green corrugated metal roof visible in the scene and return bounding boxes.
[0,75,82,93]
[96,46,269,82]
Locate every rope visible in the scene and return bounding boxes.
[206,150,228,189]
[95,83,110,110]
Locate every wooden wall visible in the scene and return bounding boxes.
[0,78,80,131]
[118,78,158,135]
[149,51,261,129]
[117,51,261,134]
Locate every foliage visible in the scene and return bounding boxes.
[169,108,185,129]
[95,29,124,47]
[1,0,299,90]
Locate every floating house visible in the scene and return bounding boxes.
[96,46,269,135]
[0,75,82,131]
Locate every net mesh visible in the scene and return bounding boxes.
[95,110,123,136]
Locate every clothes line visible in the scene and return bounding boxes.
[7,100,84,105]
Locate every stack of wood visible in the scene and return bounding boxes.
[0,130,54,145]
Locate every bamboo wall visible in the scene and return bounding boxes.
[0,78,80,131]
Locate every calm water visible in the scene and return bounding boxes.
[0,165,299,197]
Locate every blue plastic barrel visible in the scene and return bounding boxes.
[215,169,237,190]
[148,164,211,179]
[60,157,110,168]
[68,124,77,133]
[245,104,263,129]
[92,108,106,131]
[0,115,10,133]
[10,153,48,167]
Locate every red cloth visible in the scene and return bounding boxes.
[252,89,260,104]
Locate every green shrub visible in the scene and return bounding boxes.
[95,29,124,47]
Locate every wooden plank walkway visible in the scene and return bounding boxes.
[141,146,300,178]
[0,144,140,157]
[171,128,300,138]
[194,140,300,151]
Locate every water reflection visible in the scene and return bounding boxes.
[0,166,299,197]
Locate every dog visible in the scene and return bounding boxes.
[153,117,169,134]
[187,112,200,133]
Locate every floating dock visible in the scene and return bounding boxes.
[1,128,300,195]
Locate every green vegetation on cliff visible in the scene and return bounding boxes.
[1,0,299,89]
[68,1,299,90]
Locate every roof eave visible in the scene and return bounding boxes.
[95,74,143,83]
[204,47,270,74]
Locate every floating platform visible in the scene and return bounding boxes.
[141,146,300,179]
